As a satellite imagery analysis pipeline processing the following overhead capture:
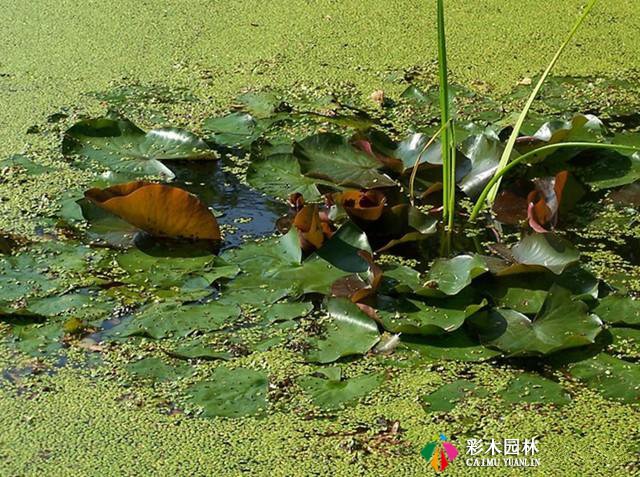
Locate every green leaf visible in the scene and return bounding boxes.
[316,222,372,273]
[393,133,441,170]
[305,298,380,363]
[262,302,314,323]
[116,243,238,290]
[167,339,233,361]
[568,353,640,403]
[422,379,489,413]
[188,367,268,417]
[236,91,283,118]
[470,285,603,356]
[203,112,284,149]
[500,374,570,405]
[457,130,504,199]
[126,357,194,382]
[420,254,488,296]
[295,133,396,189]
[0,154,53,175]
[63,117,214,178]
[299,369,384,409]
[401,330,502,362]
[109,301,241,339]
[575,132,640,189]
[221,229,349,305]
[593,294,640,326]
[508,233,580,275]
[376,292,486,335]
[247,150,327,201]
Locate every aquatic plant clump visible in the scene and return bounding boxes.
[1,0,639,426]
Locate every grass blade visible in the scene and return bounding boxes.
[483,0,599,206]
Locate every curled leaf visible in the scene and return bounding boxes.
[337,189,386,221]
[84,181,220,241]
[293,205,328,252]
[527,171,568,232]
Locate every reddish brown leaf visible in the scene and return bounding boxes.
[331,251,382,303]
[293,205,325,252]
[337,189,386,221]
[84,181,220,240]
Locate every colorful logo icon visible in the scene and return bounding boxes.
[421,434,459,472]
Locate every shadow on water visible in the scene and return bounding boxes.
[169,159,287,250]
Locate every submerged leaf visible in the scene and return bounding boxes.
[188,367,268,417]
[422,379,489,413]
[85,181,220,241]
[568,353,640,403]
[299,369,384,409]
[500,374,570,405]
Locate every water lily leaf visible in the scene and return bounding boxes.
[500,233,580,275]
[419,254,488,296]
[305,298,380,363]
[116,243,237,289]
[247,148,328,201]
[316,222,372,273]
[295,133,396,188]
[262,302,314,323]
[0,154,53,175]
[375,205,438,252]
[568,353,640,403]
[63,117,214,178]
[167,339,233,361]
[236,90,284,118]
[9,322,63,356]
[401,330,501,362]
[204,112,284,149]
[469,285,603,356]
[526,171,569,232]
[574,133,640,189]
[482,275,549,314]
[24,293,112,320]
[126,357,194,382]
[516,114,603,156]
[393,133,441,170]
[337,189,386,221]
[85,181,220,241]
[422,379,489,413]
[380,264,421,294]
[457,129,504,199]
[593,294,640,326]
[221,229,350,305]
[109,301,240,339]
[331,251,382,303]
[188,367,268,417]
[500,374,570,405]
[299,370,384,409]
[376,292,486,335]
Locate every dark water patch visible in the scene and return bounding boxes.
[169,159,287,250]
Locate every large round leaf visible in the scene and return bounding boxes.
[85,181,220,240]
[295,133,396,189]
[304,298,380,363]
[63,117,215,178]
[469,285,603,356]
